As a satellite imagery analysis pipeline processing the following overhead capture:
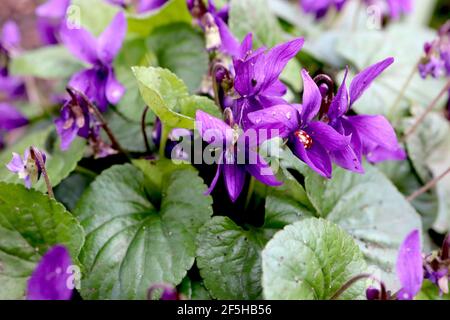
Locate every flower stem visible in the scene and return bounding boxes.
[330,273,384,300]
[30,147,54,199]
[402,79,450,141]
[159,123,170,158]
[245,176,256,210]
[141,106,151,154]
[75,165,97,179]
[389,61,419,121]
[67,87,126,155]
[407,166,450,202]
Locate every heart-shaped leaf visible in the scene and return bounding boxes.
[75,164,213,299]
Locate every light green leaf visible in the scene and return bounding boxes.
[405,111,450,233]
[197,216,270,300]
[10,46,83,79]
[147,23,208,93]
[262,218,366,300]
[0,183,84,299]
[132,66,194,129]
[75,164,213,299]
[127,0,192,37]
[304,164,422,290]
[0,127,86,193]
[229,0,283,48]
[71,0,119,35]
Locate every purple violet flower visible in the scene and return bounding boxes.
[137,0,168,13]
[233,34,304,128]
[0,21,25,101]
[0,103,28,131]
[54,89,92,151]
[396,230,423,300]
[196,109,282,202]
[326,57,405,171]
[27,245,74,300]
[36,0,70,45]
[248,70,350,178]
[6,147,47,189]
[423,234,450,295]
[60,12,126,111]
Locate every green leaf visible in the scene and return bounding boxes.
[132,66,194,129]
[71,0,119,35]
[104,111,154,153]
[178,277,212,300]
[197,216,270,300]
[179,95,222,119]
[54,172,94,212]
[147,23,208,93]
[114,39,154,123]
[133,66,221,129]
[196,191,313,300]
[229,0,283,47]
[0,128,86,193]
[377,161,438,230]
[262,218,366,300]
[0,183,84,299]
[405,111,450,233]
[10,46,84,79]
[75,164,213,299]
[416,281,450,300]
[127,0,192,37]
[304,164,422,290]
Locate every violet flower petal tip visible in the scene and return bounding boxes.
[396,229,423,300]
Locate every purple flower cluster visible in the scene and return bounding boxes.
[299,0,412,21]
[419,21,450,80]
[195,28,404,201]
[249,57,405,178]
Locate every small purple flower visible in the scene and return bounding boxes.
[196,109,282,202]
[60,12,126,111]
[326,57,405,171]
[148,284,181,300]
[188,0,238,55]
[27,245,74,300]
[36,0,70,45]
[6,147,47,189]
[423,234,450,295]
[1,20,21,52]
[249,70,350,178]
[54,89,91,151]
[299,0,347,20]
[233,34,304,128]
[396,230,423,300]
[419,21,450,79]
